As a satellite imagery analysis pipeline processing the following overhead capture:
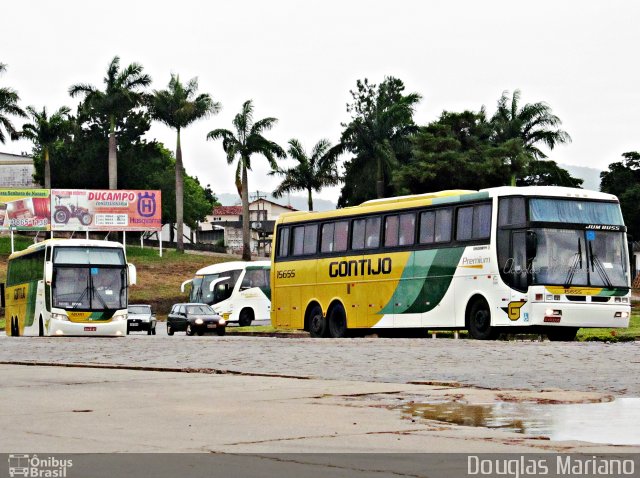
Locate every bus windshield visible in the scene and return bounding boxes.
[52,266,126,310]
[529,199,624,225]
[53,246,125,265]
[531,229,628,288]
[189,271,241,304]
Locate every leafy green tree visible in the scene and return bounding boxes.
[0,63,26,143]
[149,74,221,252]
[394,110,508,193]
[207,100,285,260]
[339,77,421,205]
[490,89,571,185]
[517,160,583,187]
[69,56,151,189]
[272,138,342,211]
[600,151,640,238]
[18,106,71,188]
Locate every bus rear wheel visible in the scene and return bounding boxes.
[11,317,19,337]
[308,305,326,338]
[468,298,498,340]
[328,304,348,338]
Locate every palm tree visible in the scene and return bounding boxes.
[18,106,71,188]
[341,77,421,199]
[149,74,220,252]
[272,139,342,211]
[491,89,571,185]
[0,63,26,143]
[207,100,285,260]
[69,56,151,189]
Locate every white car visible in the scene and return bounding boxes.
[127,304,157,335]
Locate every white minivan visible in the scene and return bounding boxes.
[181,261,271,326]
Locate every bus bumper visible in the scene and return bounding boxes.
[528,303,631,328]
[48,318,127,336]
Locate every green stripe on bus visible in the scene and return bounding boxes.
[378,247,465,315]
[25,281,38,327]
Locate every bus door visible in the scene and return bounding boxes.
[239,266,271,321]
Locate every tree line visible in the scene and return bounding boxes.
[1,60,638,258]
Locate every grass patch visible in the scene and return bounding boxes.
[576,311,640,342]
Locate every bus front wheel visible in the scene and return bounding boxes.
[239,309,253,327]
[328,304,348,338]
[11,317,19,337]
[468,298,498,340]
[39,317,44,337]
[308,305,326,338]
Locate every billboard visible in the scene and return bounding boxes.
[0,188,51,231]
[51,189,162,231]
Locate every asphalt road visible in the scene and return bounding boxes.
[1,323,639,397]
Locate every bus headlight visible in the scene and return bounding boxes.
[51,313,69,322]
[112,312,127,321]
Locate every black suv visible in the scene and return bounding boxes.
[167,303,226,336]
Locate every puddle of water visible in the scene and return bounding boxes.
[401,398,640,445]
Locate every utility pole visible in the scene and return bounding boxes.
[249,191,267,256]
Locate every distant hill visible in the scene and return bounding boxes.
[216,192,337,211]
[560,164,602,191]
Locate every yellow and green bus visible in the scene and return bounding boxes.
[270,186,631,340]
[4,239,137,336]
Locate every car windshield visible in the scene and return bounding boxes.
[531,229,628,288]
[187,304,214,315]
[128,305,151,314]
[53,266,126,310]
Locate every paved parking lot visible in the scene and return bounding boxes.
[1,324,639,396]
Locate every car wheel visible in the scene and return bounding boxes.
[197,330,204,336]
[239,309,252,327]
[167,323,174,336]
[126,325,130,335]
[186,324,193,336]
[216,326,226,336]
[147,327,152,335]
[308,305,326,338]
[152,326,156,336]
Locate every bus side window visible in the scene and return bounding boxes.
[277,227,290,258]
[321,223,335,253]
[334,221,349,252]
[242,269,268,289]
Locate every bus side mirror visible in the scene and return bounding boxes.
[128,263,137,286]
[45,261,53,285]
[180,279,192,293]
[526,231,538,259]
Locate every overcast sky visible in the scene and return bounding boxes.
[2,1,639,202]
